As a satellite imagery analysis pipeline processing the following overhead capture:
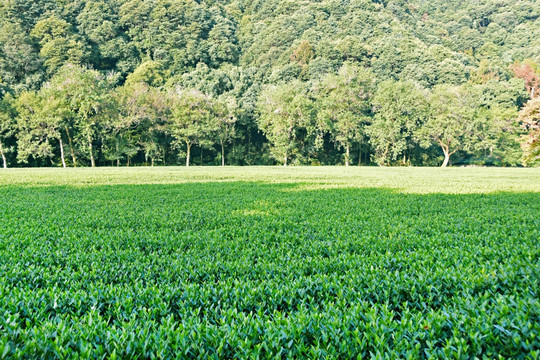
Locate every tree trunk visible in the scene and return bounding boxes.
[115,140,120,167]
[345,143,350,167]
[283,152,287,166]
[441,145,450,168]
[441,152,450,168]
[381,146,389,166]
[0,142,6,169]
[438,140,459,167]
[59,138,67,168]
[221,142,225,166]
[186,142,191,167]
[65,126,76,167]
[88,134,95,167]
[151,158,154,167]
[247,132,251,164]
[358,144,362,166]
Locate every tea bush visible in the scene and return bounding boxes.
[0,168,539,359]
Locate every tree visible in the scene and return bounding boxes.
[213,96,237,166]
[51,64,114,167]
[416,85,484,167]
[174,63,233,98]
[1,0,539,168]
[169,89,216,167]
[125,61,166,87]
[15,91,62,166]
[31,16,87,74]
[0,23,44,93]
[76,0,136,74]
[112,81,169,166]
[290,40,315,66]
[0,94,15,168]
[316,64,374,166]
[452,27,483,55]
[207,15,239,67]
[257,81,317,166]
[368,80,428,166]
[510,60,540,98]
[518,97,540,165]
[38,84,72,167]
[39,65,112,167]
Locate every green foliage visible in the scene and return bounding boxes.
[169,89,218,166]
[14,91,59,164]
[31,16,88,74]
[368,80,428,166]
[44,64,115,167]
[416,84,518,167]
[257,81,317,165]
[0,168,539,358]
[0,0,539,166]
[125,61,166,87]
[213,95,238,166]
[315,63,374,166]
[110,81,170,166]
[0,23,44,93]
[0,94,16,167]
[518,97,540,166]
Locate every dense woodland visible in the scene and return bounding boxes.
[0,0,539,167]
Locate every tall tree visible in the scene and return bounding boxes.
[368,80,428,166]
[316,63,374,166]
[257,81,317,166]
[76,0,136,74]
[31,16,87,74]
[15,91,62,166]
[518,97,540,166]
[169,89,216,167]
[112,81,169,166]
[0,94,15,168]
[213,96,237,166]
[38,84,72,167]
[51,64,114,167]
[0,23,44,93]
[510,60,540,98]
[416,85,485,167]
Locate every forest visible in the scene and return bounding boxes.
[0,0,539,167]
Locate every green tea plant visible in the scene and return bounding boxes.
[0,168,539,359]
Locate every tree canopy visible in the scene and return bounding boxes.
[0,0,538,167]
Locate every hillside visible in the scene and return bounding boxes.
[0,0,539,167]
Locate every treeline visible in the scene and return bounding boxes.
[0,0,539,167]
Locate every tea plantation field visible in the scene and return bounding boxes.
[0,167,539,359]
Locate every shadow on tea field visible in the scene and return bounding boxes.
[0,182,539,359]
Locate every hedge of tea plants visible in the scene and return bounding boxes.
[0,171,539,359]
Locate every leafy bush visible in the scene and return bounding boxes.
[0,168,539,358]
